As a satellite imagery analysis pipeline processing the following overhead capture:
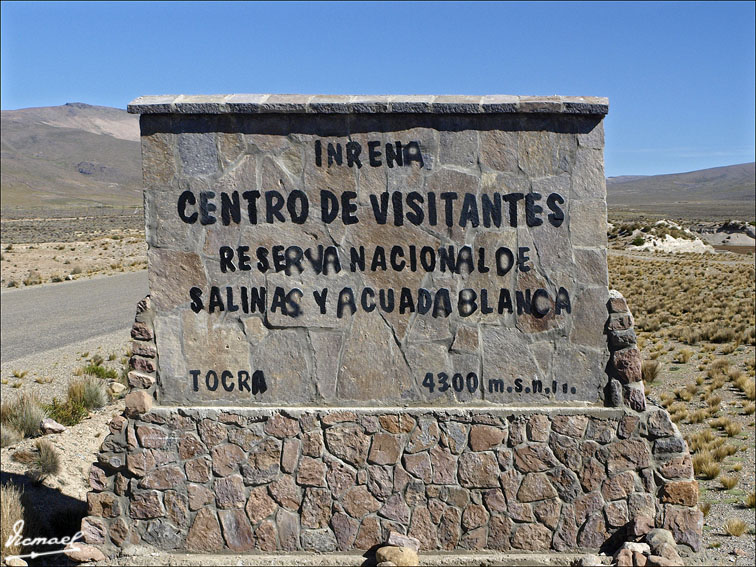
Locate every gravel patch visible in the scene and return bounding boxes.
[1,328,132,405]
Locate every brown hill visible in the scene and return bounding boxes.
[1,103,142,212]
[607,162,755,220]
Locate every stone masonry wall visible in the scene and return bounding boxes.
[81,292,703,557]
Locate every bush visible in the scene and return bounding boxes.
[632,236,645,246]
[22,270,42,286]
[0,392,47,438]
[0,482,24,560]
[30,440,61,482]
[0,425,22,448]
[68,377,108,410]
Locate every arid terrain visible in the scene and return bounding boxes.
[608,244,756,563]
[1,210,754,565]
[0,221,146,289]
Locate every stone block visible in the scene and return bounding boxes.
[186,508,224,552]
[659,480,698,506]
[458,452,499,488]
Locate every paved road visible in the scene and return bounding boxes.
[1,271,148,362]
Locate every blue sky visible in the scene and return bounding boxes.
[1,1,754,177]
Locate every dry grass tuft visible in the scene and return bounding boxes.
[723,518,747,537]
[746,491,756,509]
[642,360,661,383]
[719,474,739,490]
[675,348,694,363]
[713,444,738,460]
[693,451,721,479]
[699,501,711,517]
[688,430,716,452]
[68,377,108,411]
[30,439,61,482]
[0,425,23,448]
[735,377,756,401]
[688,409,709,424]
[724,422,742,437]
[0,482,24,559]
[728,368,745,382]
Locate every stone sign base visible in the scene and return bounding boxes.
[87,404,700,556]
[81,292,702,558]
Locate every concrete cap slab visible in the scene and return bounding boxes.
[127,94,609,115]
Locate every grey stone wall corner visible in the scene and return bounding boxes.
[604,289,703,551]
[80,296,159,558]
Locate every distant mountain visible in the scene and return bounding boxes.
[607,163,755,220]
[2,103,753,221]
[1,103,142,210]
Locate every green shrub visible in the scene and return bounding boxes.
[632,236,645,246]
[82,363,118,380]
[45,398,88,426]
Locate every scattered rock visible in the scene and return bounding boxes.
[375,545,419,566]
[387,531,421,552]
[40,417,66,434]
[124,390,152,417]
[108,381,128,396]
[646,528,676,553]
[63,543,106,562]
[614,548,633,567]
[574,554,604,566]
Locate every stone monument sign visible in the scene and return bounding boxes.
[79,96,701,559]
[137,94,610,408]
